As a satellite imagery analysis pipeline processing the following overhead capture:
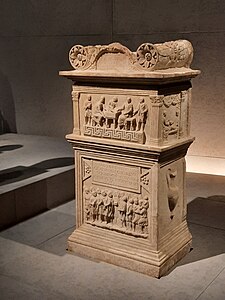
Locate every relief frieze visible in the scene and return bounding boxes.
[77,90,189,145]
[84,185,149,238]
[83,95,148,144]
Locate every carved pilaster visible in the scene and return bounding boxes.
[149,96,164,145]
[71,90,80,135]
[186,88,192,136]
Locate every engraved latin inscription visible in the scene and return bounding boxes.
[92,160,140,193]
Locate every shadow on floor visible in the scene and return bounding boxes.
[0,195,225,266]
[172,195,225,271]
[0,157,74,186]
[34,157,74,169]
[0,144,23,153]
[0,209,75,256]
[0,166,47,185]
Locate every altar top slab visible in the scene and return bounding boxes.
[59,68,200,85]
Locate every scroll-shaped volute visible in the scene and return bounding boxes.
[68,40,194,71]
[136,40,193,70]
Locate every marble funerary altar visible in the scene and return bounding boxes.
[60,40,200,277]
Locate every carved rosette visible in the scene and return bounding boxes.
[136,43,159,70]
[69,45,88,69]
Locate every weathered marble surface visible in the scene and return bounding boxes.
[60,41,200,277]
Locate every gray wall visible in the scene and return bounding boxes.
[0,0,224,158]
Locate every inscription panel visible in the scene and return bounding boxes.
[92,160,140,193]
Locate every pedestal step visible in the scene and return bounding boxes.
[0,134,75,229]
[68,222,192,278]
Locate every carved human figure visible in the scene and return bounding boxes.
[118,195,128,227]
[104,190,113,223]
[84,95,92,125]
[112,191,119,225]
[92,96,106,126]
[105,97,120,129]
[118,97,134,130]
[90,190,98,222]
[126,198,134,230]
[108,97,118,112]
[163,111,178,138]
[138,196,149,233]
[167,168,179,216]
[96,188,104,222]
[132,197,141,232]
[84,187,91,221]
[101,190,108,223]
[135,98,148,131]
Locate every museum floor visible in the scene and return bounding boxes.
[0,172,225,300]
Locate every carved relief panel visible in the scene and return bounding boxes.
[162,94,181,141]
[80,154,152,239]
[158,158,186,238]
[159,90,190,143]
[80,91,150,144]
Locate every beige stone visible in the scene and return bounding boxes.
[59,40,200,277]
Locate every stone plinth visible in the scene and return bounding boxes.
[60,40,200,277]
